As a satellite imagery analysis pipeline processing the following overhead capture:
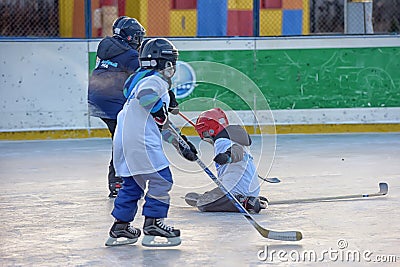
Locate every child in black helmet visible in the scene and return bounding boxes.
[88,16,145,197]
[105,38,197,247]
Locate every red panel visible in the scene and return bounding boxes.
[172,0,197,9]
[101,0,117,6]
[227,10,253,36]
[261,0,282,9]
[118,0,125,16]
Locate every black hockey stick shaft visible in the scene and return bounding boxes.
[269,182,388,205]
[168,124,302,241]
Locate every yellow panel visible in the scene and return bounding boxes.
[59,0,73,37]
[126,0,148,30]
[170,10,197,37]
[228,0,253,10]
[302,0,310,34]
[3,123,399,140]
[260,10,282,36]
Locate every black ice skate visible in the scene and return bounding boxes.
[237,195,263,214]
[142,217,181,247]
[108,181,122,198]
[259,196,269,210]
[105,221,141,246]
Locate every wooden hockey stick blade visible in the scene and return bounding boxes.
[268,182,389,205]
[245,215,302,241]
[258,175,281,183]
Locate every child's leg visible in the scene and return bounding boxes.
[141,167,172,218]
[140,167,181,247]
[111,176,145,222]
[196,187,238,212]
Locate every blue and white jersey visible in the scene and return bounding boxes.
[214,138,260,197]
[113,74,170,176]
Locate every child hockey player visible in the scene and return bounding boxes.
[105,38,198,247]
[88,16,146,197]
[185,108,267,214]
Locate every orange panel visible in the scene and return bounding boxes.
[72,0,85,38]
[282,0,303,9]
[147,0,170,36]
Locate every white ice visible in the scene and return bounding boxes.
[0,133,399,266]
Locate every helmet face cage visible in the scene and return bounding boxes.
[195,108,229,139]
[114,18,146,49]
[139,38,179,71]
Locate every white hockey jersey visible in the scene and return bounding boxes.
[214,138,260,197]
[113,74,171,176]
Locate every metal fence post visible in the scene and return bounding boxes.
[253,0,260,37]
[85,0,92,38]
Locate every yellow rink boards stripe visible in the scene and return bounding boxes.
[1,123,400,141]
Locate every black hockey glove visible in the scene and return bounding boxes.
[178,135,198,161]
[213,151,232,165]
[151,103,168,130]
[168,90,179,115]
[213,144,244,165]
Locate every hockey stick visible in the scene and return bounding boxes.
[168,124,302,241]
[178,111,196,127]
[258,175,281,183]
[268,182,388,205]
[178,111,280,184]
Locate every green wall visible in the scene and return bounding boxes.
[89,46,400,110]
[178,47,400,110]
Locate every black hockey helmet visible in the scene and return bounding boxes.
[112,16,128,34]
[114,17,146,50]
[139,38,179,71]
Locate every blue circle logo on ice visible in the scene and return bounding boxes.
[171,61,196,99]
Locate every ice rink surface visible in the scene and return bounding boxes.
[0,133,399,266]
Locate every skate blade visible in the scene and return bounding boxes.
[105,237,138,247]
[141,235,181,247]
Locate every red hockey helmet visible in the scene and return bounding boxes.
[195,108,229,139]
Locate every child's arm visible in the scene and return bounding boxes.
[213,144,244,165]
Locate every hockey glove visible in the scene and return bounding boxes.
[174,135,198,161]
[168,90,179,115]
[213,144,244,165]
[151,102,168,130]
[213,151,232,165]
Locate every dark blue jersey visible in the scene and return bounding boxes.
[88,36,140,119]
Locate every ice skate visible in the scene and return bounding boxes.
[259,196,269,210]
[184,192,200,207]
[142,217,181,247]
[237,195,262,214]
[105,221,141,246]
